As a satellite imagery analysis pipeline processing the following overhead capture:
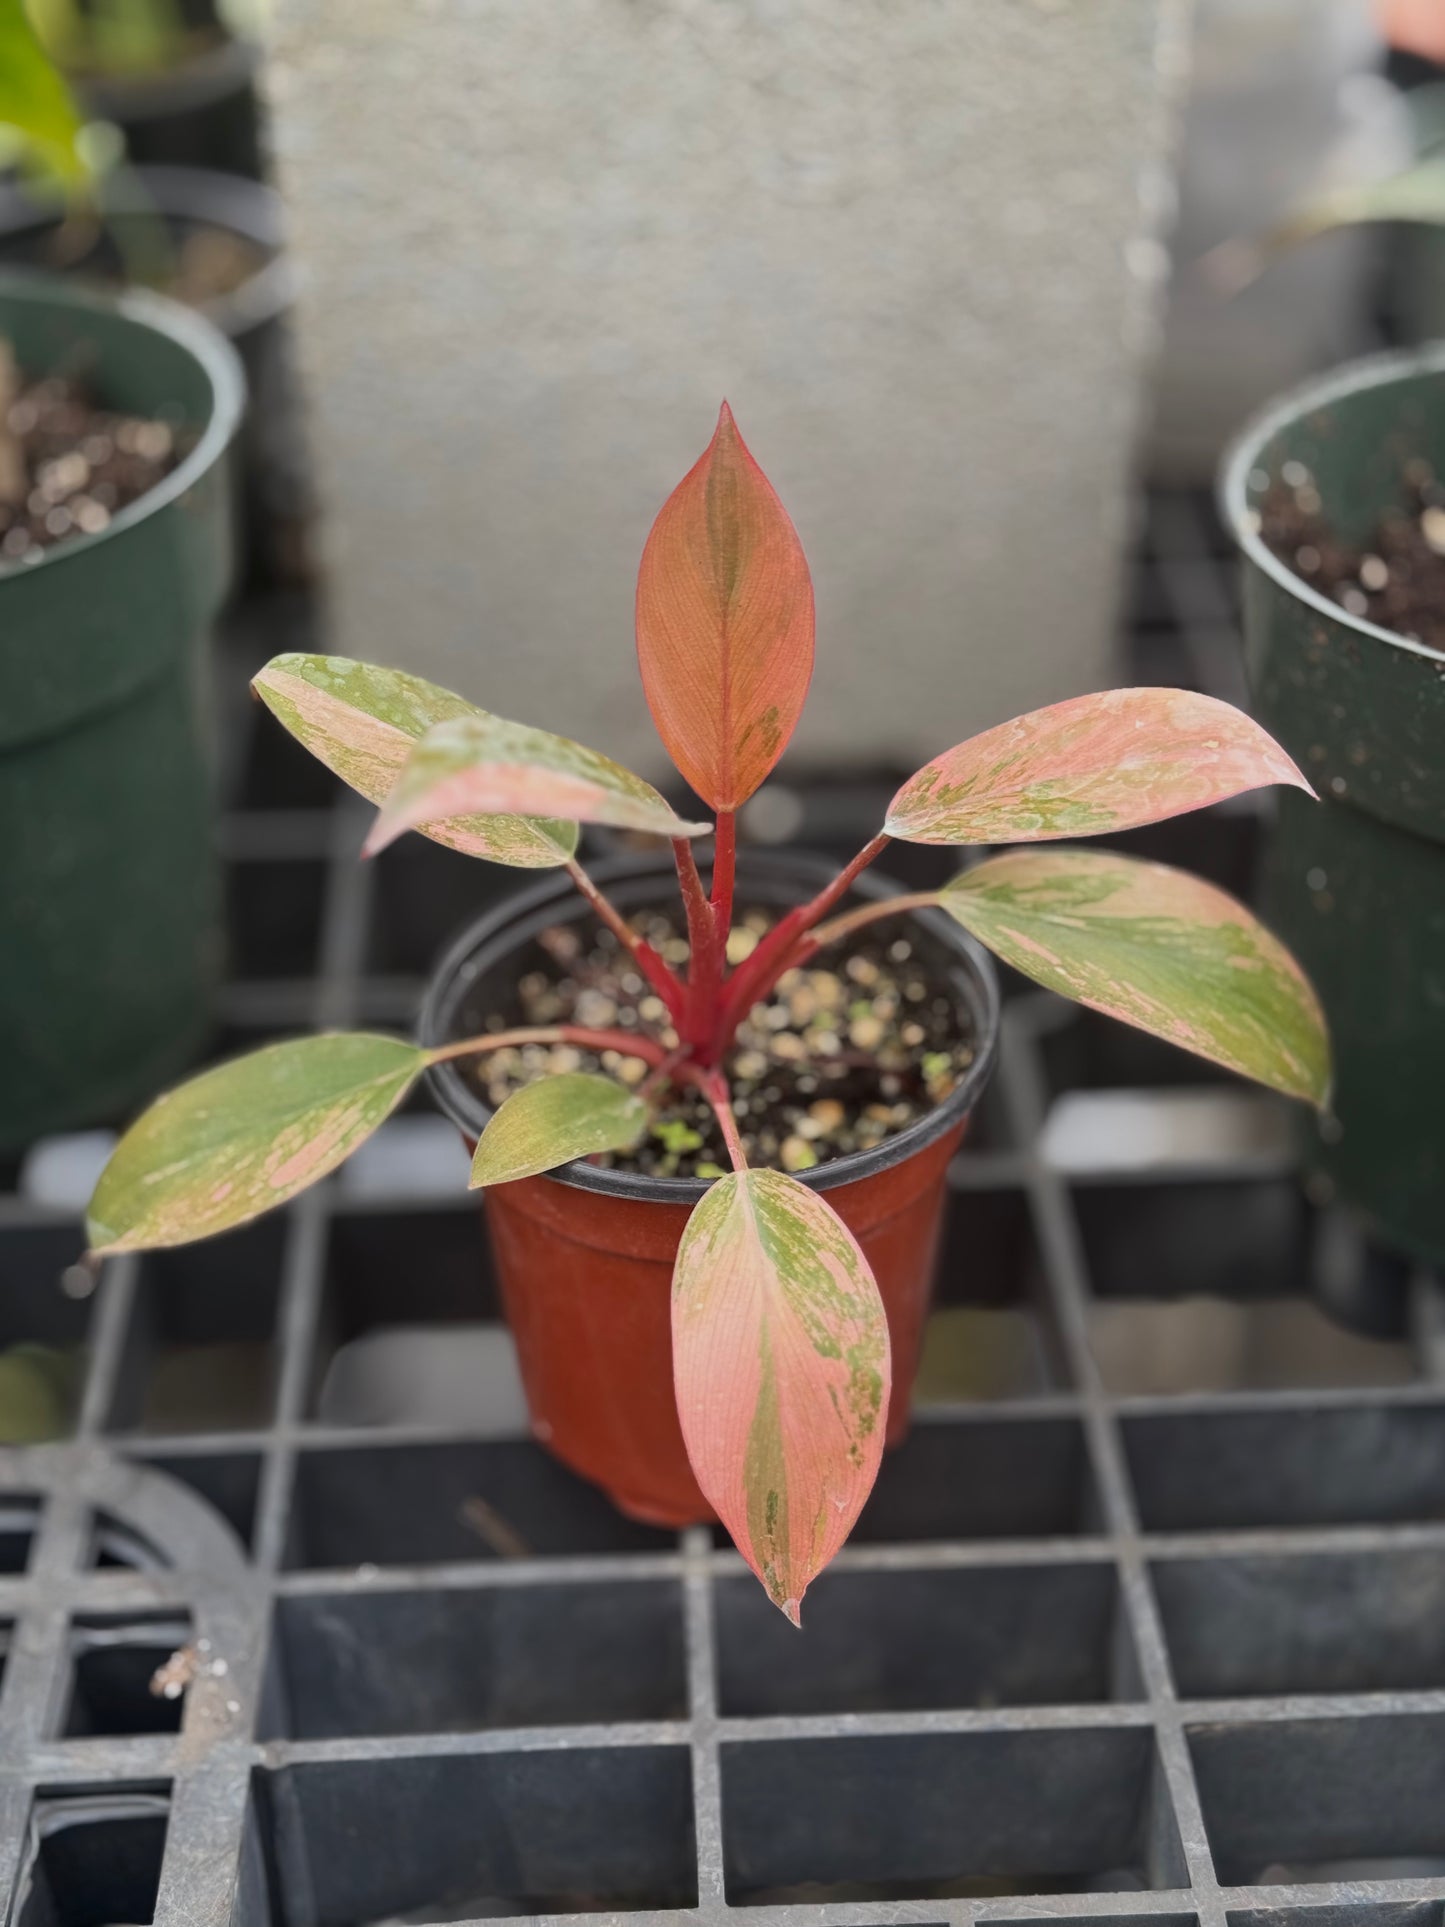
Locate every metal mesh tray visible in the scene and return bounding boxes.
[1,495,1443,1927]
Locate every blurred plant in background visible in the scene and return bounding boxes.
[0,0,92,186]
[25,0,267,78]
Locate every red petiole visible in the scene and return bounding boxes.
[560,828,894,1081]
[704,831,891,1060]
[566,856,689,1027]
[428,1023,669,1068]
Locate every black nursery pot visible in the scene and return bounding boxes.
[0,167,311,585]
[1221,345,1445,1267]
[419,852,1000,1526]
[72,34,269,182]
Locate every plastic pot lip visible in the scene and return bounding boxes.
[420,847,1002,1206]
[0,268,246,579]
[71,31,263,117]
[1219,340,1445,670]
[0,167,296,340]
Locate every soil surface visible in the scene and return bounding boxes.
[0,352,185,566]
[1257,456,1445,649]
[460,905,978,1181]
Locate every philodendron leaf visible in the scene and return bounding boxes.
[87,1035,427,1254]
[886,689,1312,845]
[0,0,88,186]
[672,1169,889,1624]
[364,714,709,855]
[252,655,577,867]
[939,848,1330,1106]
[470,1073,648,1186]
[636,402,814,811]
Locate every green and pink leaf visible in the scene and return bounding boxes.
[886,689,1313,845]
[636,403,814,811]
[672,1169,889,1623]
[470,1073,648,1187]
[87,1035,427,1254]
[938,848,1330,1105]
[252,655,578,867]
[364,714,709,854]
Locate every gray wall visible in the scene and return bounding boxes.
[269,0,1190,786]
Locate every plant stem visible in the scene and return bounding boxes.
[709,830,891,1056]
[795,892,940,960]
[565,856,689,1024]
[427,1024,669,1069]
[672,835,717,1044]
[710,808,736,939]
[638,1043,690,1105]
[695,1067,748,1173]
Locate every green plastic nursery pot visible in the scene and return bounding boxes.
[1221,345,1445,1266]
[0,273,243,1152]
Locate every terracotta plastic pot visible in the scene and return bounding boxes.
[421,853,1000,1526]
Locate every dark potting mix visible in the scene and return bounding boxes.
[0,348,186,567]
[462,907,978,1181]
[1257,455,1445,650]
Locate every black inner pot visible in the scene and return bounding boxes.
[420,849,1001,1205]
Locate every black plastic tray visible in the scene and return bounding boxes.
[1,495,1442,1927]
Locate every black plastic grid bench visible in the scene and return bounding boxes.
[1,493,1443,1927]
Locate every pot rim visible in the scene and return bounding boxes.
[0,268,246,580]
[0,166,296,338]
[420,848,1001,1205]
[1219,340,1445,669]
[71,30,262,115]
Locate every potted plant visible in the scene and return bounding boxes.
[25,0,269,181]
[1222,347,1445,1267]
[87,407,1328,1619]
[0,3,307,581]
[0,7,245,1147]
[0,162,307,581]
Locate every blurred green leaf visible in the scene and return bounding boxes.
[0,0,88,185]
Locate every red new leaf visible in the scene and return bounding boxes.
[636,404,814,810]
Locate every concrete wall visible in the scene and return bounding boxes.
[268,0,1190,787]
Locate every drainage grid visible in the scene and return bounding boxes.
[1,493,1444,1927]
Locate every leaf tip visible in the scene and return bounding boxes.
[360,814,398,859]
[782,1597,802,1629]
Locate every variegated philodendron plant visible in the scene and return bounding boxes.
[86,407,1331,1622]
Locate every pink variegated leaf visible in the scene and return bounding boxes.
[672,1169,889,1623]
[364,714,709,856]
[87,1035,426,1254]
[637,403,814,810]
[252,655,578,867]
[938,848,1330,1105]
[886,689,1313,845]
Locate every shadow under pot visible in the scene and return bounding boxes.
[421,851,1000,1528]
[1221,343,1445,1267]
[0,272,243,1151]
